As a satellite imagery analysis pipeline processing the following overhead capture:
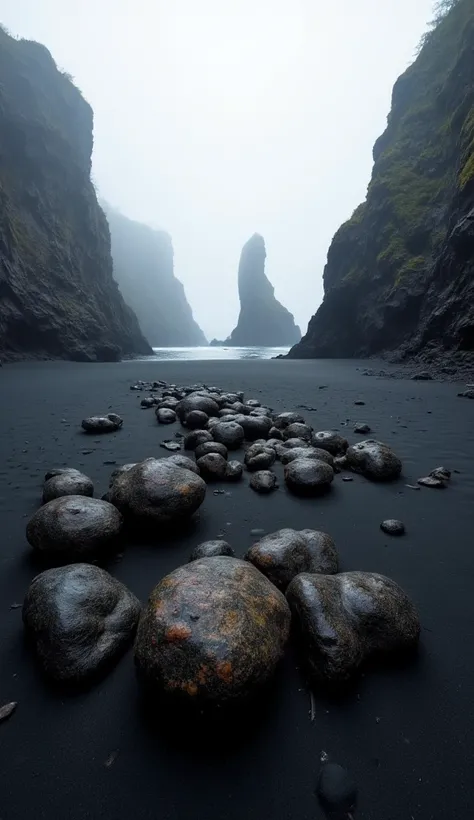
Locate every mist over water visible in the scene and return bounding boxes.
[136,346,290,361]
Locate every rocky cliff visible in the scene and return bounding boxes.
[288,0,474,361]
[0,28,151,361]
[214,234,300,347]
[104,207,207,347]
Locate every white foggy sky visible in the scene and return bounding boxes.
[2,0,434,341]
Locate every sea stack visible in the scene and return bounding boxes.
[214,235,300,347]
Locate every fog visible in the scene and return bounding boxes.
[2,0,434,341]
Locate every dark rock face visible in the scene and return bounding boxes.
[219,235,301,347]
[109,458,206,524]
[0,30,151,362]
[287,1,474,363]
[23,564,140,682]
[188,541,235,561]
[26,496,123,560]
[245,528,338,590]
[346,440,402,481]
[104,206,206,347]
[42,469,93,503]
[134,557,291,702]
[286,571,420,682]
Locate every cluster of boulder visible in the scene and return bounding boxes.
[17,380,424,705]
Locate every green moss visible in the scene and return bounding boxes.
[394,256,426,287]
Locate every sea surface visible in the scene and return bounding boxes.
[140,346,289,361]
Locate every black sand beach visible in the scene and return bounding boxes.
[0,358,473,820]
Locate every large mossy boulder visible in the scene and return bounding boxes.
[134,557,291,702]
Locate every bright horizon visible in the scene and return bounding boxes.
[1,0,435,341]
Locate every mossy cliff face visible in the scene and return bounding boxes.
[104,207,207,347]
[220,234,301,347]
[289,0,474,359]
[0,29,151,361]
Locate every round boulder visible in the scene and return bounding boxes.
[161,454,201,475]
[26,496,123,560]
[244,442,276,472]
[346,439,402,481]
[232,414,272,441]
[109,458,206,523]
[225,460,243,481]
[134,557,291,701]
[184,410,209,430]
[245,528,338,590]
[156,408,177,424]
[268,427,283,441]
[42,469,93,504]
[189,540,235,561]
[280,447,334,467]
[284,458,334,495]
[184,429,213,450]
[196,453,228,481]
[273,412,305,430]
[23,564,140,682]
[212,421,245,450]
[157,397,179,411]
[176,394,220,422]
[380,519,405,536]
[312,431,348,455]
[249,471,278,494]
[286,571,420,682]
[195,441,228,460]
[283,423,313,443]
[81,413,123,433]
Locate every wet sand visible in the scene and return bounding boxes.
[0,358,473,819]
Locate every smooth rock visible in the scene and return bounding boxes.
[354,423,371,434]
[156,408,177,424]
[196,453,228,481]
[418,475,447,488]
[184,429,213,450]
[284,458,334,495]
[141,397,155,408]
[157,397,179,411]
[286,571,420,682]
[134,557,291,701]
[273,411,305,430]
[109,458,206,523]
[27,496,123,559]
[109,464,137,487]
[380,519,405,535]
[43,469,93,504]
[161,455,201,475]
[346,439,402,481]
[160,440,181,451]
[195,441,228,460]
[283,422,313,443]
[81,414,123,433]
[225,460,244,481]
[184,410,209,430]
[245,528,338,590]
[244,442,276,472]
[189,540,235,561]
[232,414,272,441]
[23,564,140,682]
[249,471,278,493]
[280,447,334,467]
[317,762,357,819]
[212,421,245,450]
[176,394,220,422]
[312,431,348,455]
[268,426,284,441]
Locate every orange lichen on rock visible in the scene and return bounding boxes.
[216,661,233,684]
[165,623,192,642]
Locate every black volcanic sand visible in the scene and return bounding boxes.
[1,358,473,819]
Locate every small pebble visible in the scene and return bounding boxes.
[380,519,405,536]
[342,476,354,482]
[354,400,365,406]
[316,762,357,818]
[0,702,17,723]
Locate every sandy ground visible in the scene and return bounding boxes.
[0,358,473,820]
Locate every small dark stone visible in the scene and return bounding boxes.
[157,397,179,411]
[81,414,123,433]
[284,458,334,495]
[212,421,245,450]
[244,443,276,472]
[185,410,209,430]
[418,476,447,488]
[26,496,124,560]
[195,441,228,460]
[42,469,93,504]
[245,399,261,408]
[312,431,348,455]
[342,476,353,482]
[232,414,272,441]
[316,762,357,819]
[189,540,235,561]
[184,430,213,450]
[249,471,278,494]
[430,466,451,482]
[354,400,365,405]
[268,427,283,440]
[354,423,371,434]
[272,412,305,430]
[156,408,177,425]
[0,702,17,723]
[225,460,243,481]
[283,423,313,443]
[380,519,405,535]
[141,397,155,409]
[160,440,181,451]
[412,372,433,381]
[346,440,402,481]
[134,557,291,702]
[23,564,140,683]
[196,453,228,481]
[175,394,220,422]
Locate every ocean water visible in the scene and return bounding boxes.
[136,346,289,361]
